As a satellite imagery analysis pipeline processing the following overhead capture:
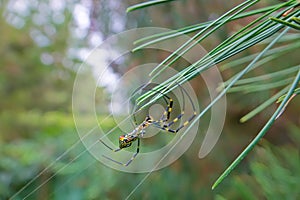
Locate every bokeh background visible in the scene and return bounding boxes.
[1,0,300,199]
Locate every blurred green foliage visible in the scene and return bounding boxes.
[0,0,77,198]
[217,125,300,199]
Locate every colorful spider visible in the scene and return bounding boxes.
[99,84,197,166]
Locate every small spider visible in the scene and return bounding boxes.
[99,84,196,166]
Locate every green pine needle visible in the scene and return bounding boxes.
[127,0,177,13]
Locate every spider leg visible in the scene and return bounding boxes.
[153,83,197,133]
[159,95,173,122]
[153,111,197,133]
[101,137,140,166]
[123,137,140,166]
[163,111,184,127]
[99,139,121,152]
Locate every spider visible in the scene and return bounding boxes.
[99,84,197,166]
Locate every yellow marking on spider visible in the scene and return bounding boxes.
[173,118,179,122]
[164,128,169,131]
[183,121,189,126]
[168,108,172,112]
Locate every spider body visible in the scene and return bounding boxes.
[118,116,153,149]
[100,85,196,166]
